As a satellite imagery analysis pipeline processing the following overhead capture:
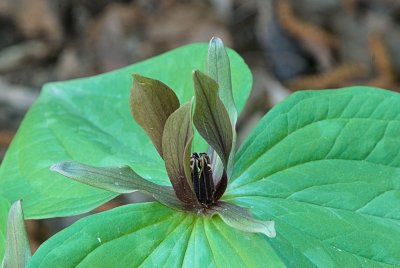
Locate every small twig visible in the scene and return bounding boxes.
[367,33,395,89]
[276,0,338,49]
[0,131,15,148]
[286,63,368,90]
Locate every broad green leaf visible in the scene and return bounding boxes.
[225,87,400,266]
[1,200,31,268]
[0,44,252,219]
[162,101,198,205]
[50,161,186,211]
[0,197,10,263]
[193,70,233,167]
[130,74,180,157]
[28,202,284,267]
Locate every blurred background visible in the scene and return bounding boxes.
[1,0,400,252]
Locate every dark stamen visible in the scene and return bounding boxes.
[190,152,215,206]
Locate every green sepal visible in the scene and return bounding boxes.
[207,37,238,178]
[209,202,276,238]
[207,37,237,125]
[51,161,188,211]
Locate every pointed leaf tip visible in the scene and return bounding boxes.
[207,37,236,125]
[130,74,180,157]
[211,202,276,238]
[50,162,65,173]
[192,70,233,168]
[2,200,31,268]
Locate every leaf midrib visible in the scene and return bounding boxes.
[136,216,191,267]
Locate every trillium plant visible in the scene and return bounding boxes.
[52,39,277,237]
[1,37,400,267]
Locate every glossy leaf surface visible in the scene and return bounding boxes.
[28,87,400,266]
[0,44,252,219]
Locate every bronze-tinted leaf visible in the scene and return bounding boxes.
[130,74,180,157]
[162,101,198,206]
[50,161,188,211]
[1,200,31,268]
[192,70,233,168]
